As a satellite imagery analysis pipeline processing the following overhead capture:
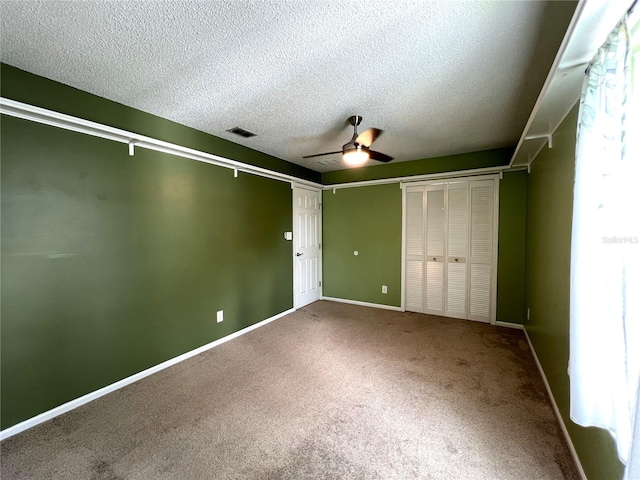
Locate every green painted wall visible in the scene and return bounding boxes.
[320,147,513,185]
[322,184,402,307]
[0,63,320,183]
[321,147,526,313]
[497,170,527,324]
[321,174,527,320]
[7,65,605,480]
[1,114,294,429]
[525,104,623,479]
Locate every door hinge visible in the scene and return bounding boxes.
[319,281,322,287]
[319,243,322,250]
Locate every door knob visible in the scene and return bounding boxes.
[296,253,303,257]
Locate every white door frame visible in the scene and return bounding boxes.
[400,174,500,324]
[292,184,323,309]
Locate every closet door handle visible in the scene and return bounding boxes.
[296,253,303,257]
[454,258,459,262]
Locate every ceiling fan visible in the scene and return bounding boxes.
[303,115,393,166]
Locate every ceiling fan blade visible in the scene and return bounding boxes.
[369,150,394,163]
[356,128,382,147]
[302,150,343,159]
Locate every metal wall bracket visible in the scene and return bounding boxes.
[525,133,553,149]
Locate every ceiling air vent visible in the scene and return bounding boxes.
[226,127,256,138]
[317,159,341,166]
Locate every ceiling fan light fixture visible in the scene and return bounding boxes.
[302,115,392,165]
[342,144,369,166]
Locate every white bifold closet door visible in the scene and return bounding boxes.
[404,178,497,323]
[425,187,446,314]
[468,180,495,321]
[446,183,468,319]
[405,188,425,312]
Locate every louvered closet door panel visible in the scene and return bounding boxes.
[470,181,494,259]
[445,183,468,318]
[469,180,495,322]
[447,262,467,315]
[425,262,444,311]
[447,185,468,257]
[406,190,424,257]
[405,188,424,312]
[426,189,445,257]
[470,263,491,318]
[406,261,424,312]
[424,187,445,315]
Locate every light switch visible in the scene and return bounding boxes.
[284,232,293,241]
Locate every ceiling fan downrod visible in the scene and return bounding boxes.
[347,115,363,143]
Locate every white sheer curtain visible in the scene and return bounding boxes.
[569,7,640,479]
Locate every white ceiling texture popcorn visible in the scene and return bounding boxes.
[0,1,576,171]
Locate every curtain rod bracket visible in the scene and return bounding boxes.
[128,140,137,156]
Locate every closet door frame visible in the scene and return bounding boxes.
[401,174,500,324]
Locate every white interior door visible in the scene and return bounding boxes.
[293,187,321,309]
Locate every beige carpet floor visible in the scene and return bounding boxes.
[1,301,579,479]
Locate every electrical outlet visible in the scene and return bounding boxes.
[382,285,388,294]
[527,308,530,320]
[217,310,224,323]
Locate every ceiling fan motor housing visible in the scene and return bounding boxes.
[348,115,363,127]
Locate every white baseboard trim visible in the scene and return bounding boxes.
[522,327,587,480]
[321,296,404,312]
[0,307,295,442]
[495,321,525,330]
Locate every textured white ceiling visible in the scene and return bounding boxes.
[0,1,576,172]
